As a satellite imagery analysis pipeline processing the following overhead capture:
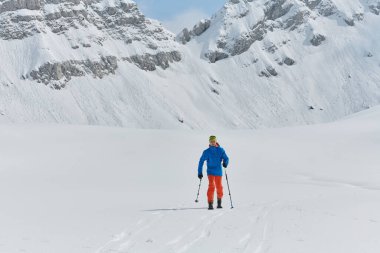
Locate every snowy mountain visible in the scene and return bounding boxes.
[0,0,181,85]
[0,0,380,128]
[179,0,380,62]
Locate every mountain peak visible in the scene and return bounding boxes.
[179,0,379,63]
[0,0,182,88]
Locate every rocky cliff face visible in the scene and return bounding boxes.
[178,0,380,63]
[0,0,181,88]
[0,0,174,43]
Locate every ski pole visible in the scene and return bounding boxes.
[225,169,234,209]
[195,178,202,203]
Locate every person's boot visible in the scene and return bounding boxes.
[217,198,222,209]
[208,202,214,210]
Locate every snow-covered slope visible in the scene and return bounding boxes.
[1,106,379,253]
[176,0,380,128]
[0,0,380,128]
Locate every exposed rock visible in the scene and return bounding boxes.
[353,13,364,21]
[310,34,326,46]
[0,0,174,49]
[206,51,229,63]
[29,56,118,89]
[369,3,380,15]
[177,28,191,44]
[211,78,221,85]
[266,65,278,76]
[192,19,211,36]
[206,0,312,62]
[229,21,266,56]
[0,0,41,13]
[176,19,211,44]
[344,18,355,26]
[266,43,278,53]
[302,0,322,9]
[217,39,227,49]
[265,0,292,20]
[90,1,171,47]
[283,57,296,66]
[124,51,182,71]
[283,9,310,30]
[211,88,220,95]
[1,0,182,87]
[259,70,270,77]
[316,0,337,16]
[259,65,278,77]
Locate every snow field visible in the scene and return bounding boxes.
[0,106,379,252]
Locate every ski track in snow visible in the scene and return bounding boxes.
[97,202,279,253]
[96,212,167,253]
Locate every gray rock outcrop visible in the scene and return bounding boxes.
[124,51,182,71]
[0,0,182,87]
[177,19,211,44]
[310,34,326,46]
[259,65,278,77]
[0,0,173,47]
[344,18,355,26]
[283,57,296,66]
[369,3,380,15]
[203,0,313,62]
[192,19,211,36]
[29,56,118,89]
[205,51,229,63]
[177,28,191,44]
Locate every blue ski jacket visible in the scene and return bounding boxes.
[198,143,229,176]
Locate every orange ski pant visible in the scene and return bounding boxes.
[207,175,223,203]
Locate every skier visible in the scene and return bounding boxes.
[198,135,229,210]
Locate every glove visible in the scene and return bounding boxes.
[198,174,203,179]
[223,163,227,168]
